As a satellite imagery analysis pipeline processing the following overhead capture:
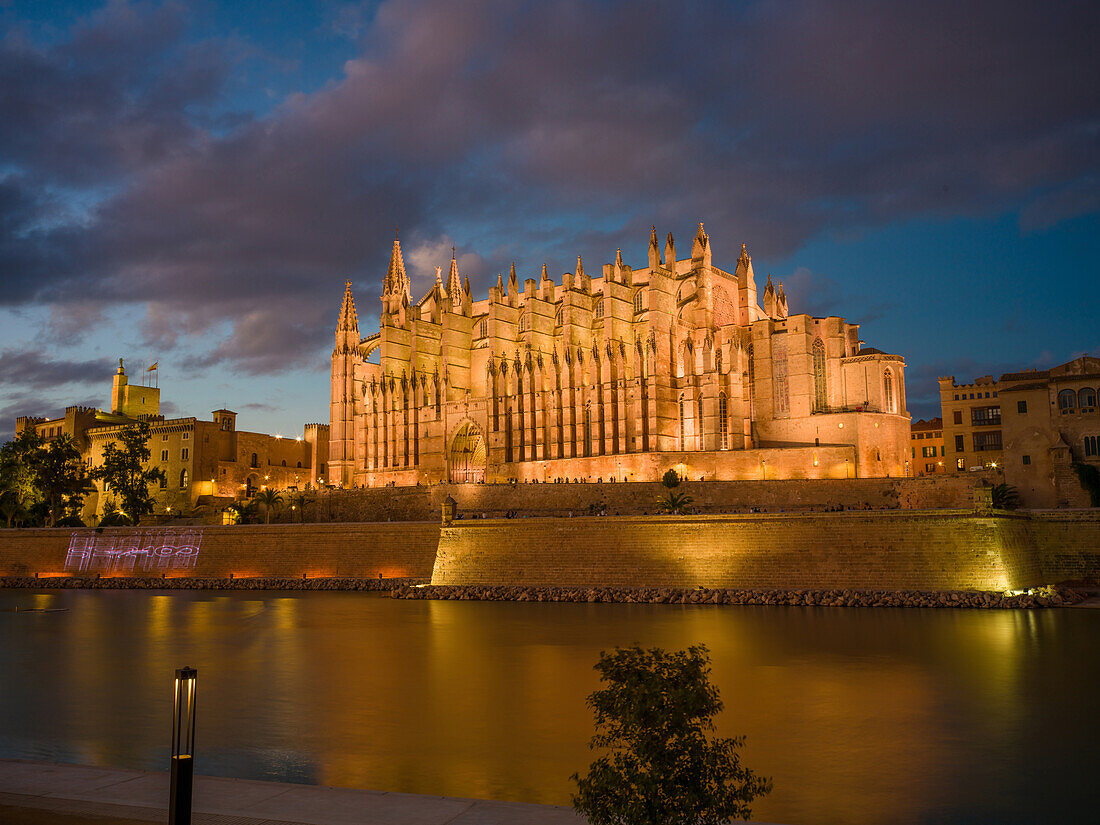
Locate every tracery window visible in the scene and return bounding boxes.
[519,312,527,332]
[697,396,704,450]
[633,291,643,314]
[179,469,189,488]
[594,299,604,319]
[479,319,487,337]
[679,393,686,450]
[772,336,789,418]
[718,393,728,449]
[813,339,827,412]
[555,305,563,325]
[883,369,896,414]
[747,343,755,420]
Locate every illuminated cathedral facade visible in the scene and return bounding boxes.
[329,225,910,486]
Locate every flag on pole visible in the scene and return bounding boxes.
[147,362,158,371]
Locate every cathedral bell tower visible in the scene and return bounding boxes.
[329,279,359,486]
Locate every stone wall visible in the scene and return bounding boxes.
[432,510,1100,592]
[0,523,439,581]
[301,472,991,523]
[2,507,1095,592]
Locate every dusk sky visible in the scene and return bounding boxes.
[1,0,1097,442]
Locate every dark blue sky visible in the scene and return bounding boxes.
[1,0,1097,441]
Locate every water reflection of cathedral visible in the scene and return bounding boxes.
[329,226,909,487]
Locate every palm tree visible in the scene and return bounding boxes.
[658,490,694,515]
[256,488,284,524]
[0,491,27,528]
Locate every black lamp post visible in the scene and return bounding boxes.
[169,666,197,825]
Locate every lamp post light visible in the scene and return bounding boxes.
[170,666,197,825]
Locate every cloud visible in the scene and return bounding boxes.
[0,0,1097,380]
[0,349,113,391]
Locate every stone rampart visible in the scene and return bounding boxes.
[304,473,990,523]
[1,508,1095,593]
[0,523,440,581]
[432,510,1100,592]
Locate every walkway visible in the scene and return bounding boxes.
[0,759,585,824]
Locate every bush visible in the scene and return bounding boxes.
[661,469,681,489]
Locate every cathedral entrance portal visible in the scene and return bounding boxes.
[449,422,486,484]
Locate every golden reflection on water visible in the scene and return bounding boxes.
[0,590,1094,825]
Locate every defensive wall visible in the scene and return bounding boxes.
[0,523,439,581]
[300,473,990,523]
[1,508,1096,593]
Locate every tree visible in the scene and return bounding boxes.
[572,645,771,825]
[36,434,94,526]
[90,422,166,525]
[991,482,1020,510]
[256,488,284,524]
[657,469,693,514]
[0,490,28,528]
[0,429,47,524]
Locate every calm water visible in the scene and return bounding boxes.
[0,589,1096,824]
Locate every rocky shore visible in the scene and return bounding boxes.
[390,583,1089,609]
[0,575,425,591]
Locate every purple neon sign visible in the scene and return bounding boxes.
[64,528,203,573]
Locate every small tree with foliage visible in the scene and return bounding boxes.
[36,434,94,526]
[90,422,166,525]
[0,429,47,523]
[657,469,693,514]
[572,645,771,825]
[256,488,284,524]
[991,482,1020,510]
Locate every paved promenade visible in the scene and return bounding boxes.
[0,759,586,824]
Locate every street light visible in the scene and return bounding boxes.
[170,666,197,825]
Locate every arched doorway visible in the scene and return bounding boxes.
[449,422,486,483]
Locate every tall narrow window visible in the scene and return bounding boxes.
[679,393,686,450]
[479,319,487,337]
[594,299,604,319]
[697,396,704,450]
[883,369,896,413]
[813,338,827,412]
[633,291,643,313]
[718,393,728,449]
[555,305,563,325]
[747,344,755,420]
[519,312,527,332]
[179,469,188,488]
[583,402,592,457]
[716,347,722,374]
[772,336,789,417]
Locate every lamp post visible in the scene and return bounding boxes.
[170,666,197,825]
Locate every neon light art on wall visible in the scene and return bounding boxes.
[64,528,203,573]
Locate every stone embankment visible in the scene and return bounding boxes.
[0,576,425,591]
[391,583,1089,609]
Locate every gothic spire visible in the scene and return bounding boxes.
[447,247,462,298]
[337,279,359,333]
[576,255,585,279]
[385,233,409,297]
[508,262,518,295]
[615,248,624,267]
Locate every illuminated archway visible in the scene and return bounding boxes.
[449,422,486,483]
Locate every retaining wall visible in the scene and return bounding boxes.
[432,510,1100,591]
[304,473,991,523]
[1,509,1096,592]
[0,523,440,581]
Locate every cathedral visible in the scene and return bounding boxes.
[329,225,910,486]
